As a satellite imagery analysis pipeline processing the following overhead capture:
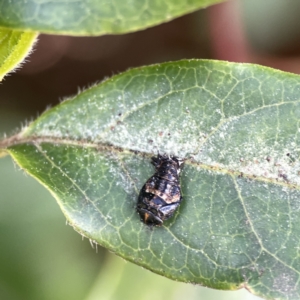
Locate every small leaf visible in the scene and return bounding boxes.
[0,28,38,80]
[1,60,300,300]
[0,0,224,35]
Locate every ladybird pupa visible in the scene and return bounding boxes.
[137,154,183,226]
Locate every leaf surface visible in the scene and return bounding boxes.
[1,60,300,300]
[0,0,224,35]
[0,28,37,81]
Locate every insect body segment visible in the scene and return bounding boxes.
[137,154,183,226]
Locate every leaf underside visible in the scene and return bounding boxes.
[0,0,224,35]
[3,60,300,300]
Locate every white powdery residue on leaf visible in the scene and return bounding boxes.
[158,129,200,157]
[219,132,225,139]
[237,155,300,186]
[100,112,206,157]
[193,108,300,185]
[196,138,300,186]
[106,157,136,198]
[272,271,297,295]
[220,143,300,186]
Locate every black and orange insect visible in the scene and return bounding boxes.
[137,154,183,226]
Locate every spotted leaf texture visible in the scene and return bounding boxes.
[1,60,300,300]
[0,0,224,35]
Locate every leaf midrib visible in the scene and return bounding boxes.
[2,134,298,192]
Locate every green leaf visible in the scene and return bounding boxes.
[0,0,224,35]
[0,28,38,81]
[0,155,105,300]
[1,60,300,300]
